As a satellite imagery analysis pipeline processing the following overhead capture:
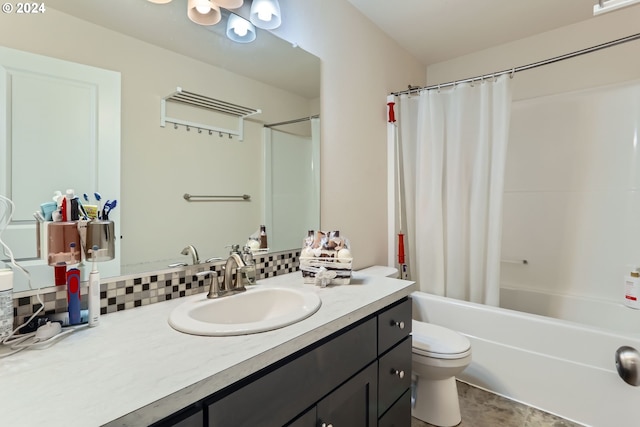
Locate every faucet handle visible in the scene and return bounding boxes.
[197,270,223,299]
[225,244,241,255]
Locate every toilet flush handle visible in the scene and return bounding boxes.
[390,319,405,329]
[391,368,405,379]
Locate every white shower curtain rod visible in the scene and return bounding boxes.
[264,114,320,128]
[391,32,640,96]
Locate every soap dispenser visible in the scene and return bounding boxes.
[624,268,640,309]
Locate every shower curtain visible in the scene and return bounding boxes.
[398,75,512,305]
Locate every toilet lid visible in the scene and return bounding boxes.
[412,320,471,358]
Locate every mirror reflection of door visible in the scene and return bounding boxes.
[0,46,121,289]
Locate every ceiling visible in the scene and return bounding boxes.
[347,0,611,66]
[46,0,320,99]
[44,0,638,95]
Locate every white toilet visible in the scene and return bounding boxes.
[411,319,471,427]
[356,266,471,426]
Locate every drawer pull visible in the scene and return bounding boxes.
[390,320,405,330]
[391,368,405,379]
[321,423,334,427]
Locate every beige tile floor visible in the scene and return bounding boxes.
[411,381,585,427]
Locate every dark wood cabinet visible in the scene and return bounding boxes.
[208,317,376,427]
[317,362,378,427]
[376,299,412,425]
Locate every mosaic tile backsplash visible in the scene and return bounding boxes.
[12,249,300,327]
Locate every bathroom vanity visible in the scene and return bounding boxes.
[159,295,412,427]
[0,270,414,427]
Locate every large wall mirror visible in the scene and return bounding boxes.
[0,0,321,291]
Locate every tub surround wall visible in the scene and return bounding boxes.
[503,79,640,307]
[12,249,300,328]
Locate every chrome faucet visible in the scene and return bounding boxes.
[196,245,249,299]
[181,245,199,265]
[223,245,248,292]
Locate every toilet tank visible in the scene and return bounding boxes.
[356,266,399,278]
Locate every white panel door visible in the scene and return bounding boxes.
[0,46,120,290]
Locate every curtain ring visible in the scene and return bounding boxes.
[493,73,497,82]
[510,68,515,79]
[437,84,441,93]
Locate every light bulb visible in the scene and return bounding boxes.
[226,14,256,43]
[234,22,249,37]
[250,0,281,29]
[188,0,221,25]
[257,10,272,22]
[195,4,211,14]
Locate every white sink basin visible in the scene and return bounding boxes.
[168,286,322,336]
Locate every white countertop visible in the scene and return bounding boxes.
[0,270,414,427]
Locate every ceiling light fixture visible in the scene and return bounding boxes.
[148,0,277,43]
[226,14,256,43]
[215,0,244,8]
[249,0,281,29]
[593,0,640,15]
[187,0,221,25]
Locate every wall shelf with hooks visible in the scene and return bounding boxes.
[160,87,261,141]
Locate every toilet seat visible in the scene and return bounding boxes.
[412,320,471,360]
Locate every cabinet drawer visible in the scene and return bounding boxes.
[378,388,411,427]
[208,317,377,427]
[378,298,412,355]
[377,336,411,417]
[151,406,203,427]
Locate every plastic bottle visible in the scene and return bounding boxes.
[88,245,101,327]
[259,225,268,249]
[624,269,640,309]
[0,269,14,339]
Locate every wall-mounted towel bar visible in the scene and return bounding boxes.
[183,193,251,201]
[161,87,261,141]
[501,259,528,265]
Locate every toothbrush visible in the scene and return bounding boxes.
[88,245,100,327]
[102,200,111,220]
[102,199,117,220]
[94,192,102,220]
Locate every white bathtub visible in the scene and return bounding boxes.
[411,290,640,427]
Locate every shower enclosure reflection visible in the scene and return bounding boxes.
[264,116,320,251]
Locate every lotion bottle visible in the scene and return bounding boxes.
[624,269,640,309]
